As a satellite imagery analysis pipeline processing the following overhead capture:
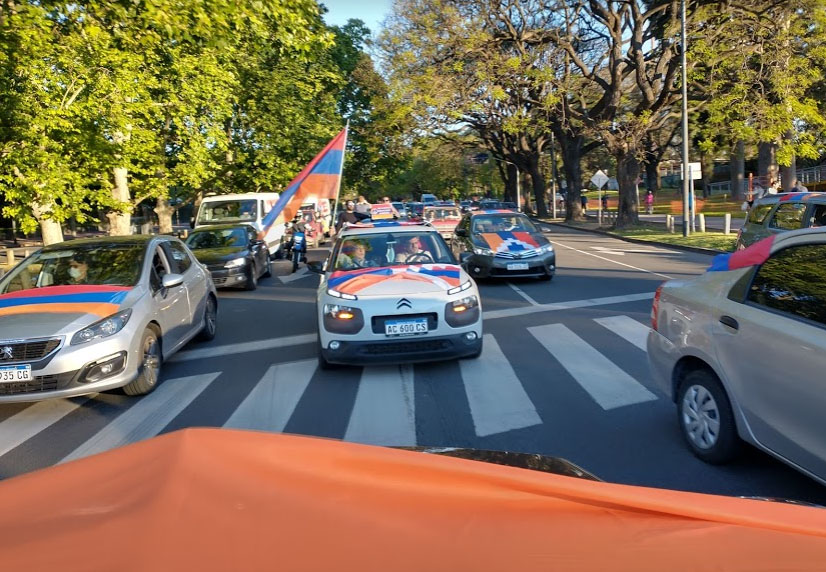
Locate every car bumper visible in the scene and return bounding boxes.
[0,333,144,403]
[464,252,556,278]
[646,329,678,400]
[320,332,482,365]
[208,266,249,288]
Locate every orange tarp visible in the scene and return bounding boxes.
[1,428,825,571]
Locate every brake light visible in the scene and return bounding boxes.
[651,284,664,331]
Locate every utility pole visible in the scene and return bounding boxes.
[680,0,690,237]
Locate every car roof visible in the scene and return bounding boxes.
[470,209,525,216]
[188,223,255,232]
[40,235,156,252]
[338,221,437,237]
[201,192,278,201]
[754,192,826,206]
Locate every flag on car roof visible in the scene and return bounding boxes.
[259,126,348,237]
[707,235,775,272]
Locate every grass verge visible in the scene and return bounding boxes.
[610,225,737,252]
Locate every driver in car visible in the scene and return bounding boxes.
[396,236,432,263]
[336,240,374,269]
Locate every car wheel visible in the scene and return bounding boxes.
[677,369,740,464]
[124,327,162,396]
[262,256,272,278]
[538,272,553,281]
[197,295,217,342]
[245,263,258,291]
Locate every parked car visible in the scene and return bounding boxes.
[648,228,826,484]
[310,220,482,368]
[735,192,826,249]
[451,211,555,280]
[423,205,462,242]
[185,224,271,291]
[0,236,217,402]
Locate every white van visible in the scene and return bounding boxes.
[194,193,286,257]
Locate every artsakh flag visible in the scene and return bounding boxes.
[260,127,348,237]
[480,231,540,253]
[707,235,775,272]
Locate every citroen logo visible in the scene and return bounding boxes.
[1,346,13,360]
[396,298,412,310]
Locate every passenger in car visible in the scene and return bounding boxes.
[336,240,374,269]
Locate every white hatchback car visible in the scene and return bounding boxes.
[648,228,826,484]
[310,222,483,367]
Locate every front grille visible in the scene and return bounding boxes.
[361,338,452,355]
[207,263,225,272]
[491,266,543,277]
[495,249,539,259]
[212,277,229,287]
[0,339,61,363]
[371,313,438,335]
[0,376,59,396]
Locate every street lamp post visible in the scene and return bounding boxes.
[680,0,690,237]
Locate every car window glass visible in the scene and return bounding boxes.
[333,232,455,270]
[809,204,826,227]
[150,247,170,292]
[167,241,192,272]
[748,204,773,224]
[747,243,826,326]
[768,203,806,230]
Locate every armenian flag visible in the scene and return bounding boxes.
[259,127,348,237]
[0,285,131,318]
[707,235,775,272]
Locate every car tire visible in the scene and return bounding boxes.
[676,369,741,464]
[245,263,258,291]
[197,295,218,342]
[124,327,162,396]
[538,273,553,281]
[262,256,272,278]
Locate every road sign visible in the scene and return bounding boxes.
[680,162,702,180]
[591,170,609,189]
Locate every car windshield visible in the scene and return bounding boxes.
[186,228,248,249]
[197,200,258,224]
[471,215,538,234]
[332,231,455,270]
[0,243,146,292]
[424,208,461,220]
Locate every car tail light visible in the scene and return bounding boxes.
[651,284,664,332]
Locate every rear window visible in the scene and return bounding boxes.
[748,204,773,224]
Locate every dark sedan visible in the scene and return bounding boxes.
[185,224,271,290]
[451,211,555,280]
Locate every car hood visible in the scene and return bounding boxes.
[327,264,466,296]
[190,247,248,265]
[0,285,139,338]
[474,231,548,254]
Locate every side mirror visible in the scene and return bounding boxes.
[307,260,325,274]
[162,273,184,289]
[455,228,468,238]
[459,252,472,264]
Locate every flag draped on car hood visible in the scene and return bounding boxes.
[1,428,825,571]
[328,264,462,296]
[479,231,541,253]
[0,285,131,318]
[259,127,347,238]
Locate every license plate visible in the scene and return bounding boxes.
[507,263,529,271]
[0,365,32,383]
[385,319,428,336]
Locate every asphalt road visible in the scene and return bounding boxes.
[1,226,825,505]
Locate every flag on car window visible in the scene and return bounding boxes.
[707,235,775,272]
[260,127,348,236]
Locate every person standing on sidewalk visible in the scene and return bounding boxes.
[580,193,588,214]
[645,190,654,215]
[601,194,609,212]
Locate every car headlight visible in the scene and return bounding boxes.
[447,280,473,295]
[224,257,246,268]
[323,304,358,320]
[539,243,554,254]
[473,246,494,256]
[450,295,479,313]
[71,309,132,345]
[327,288,358,301]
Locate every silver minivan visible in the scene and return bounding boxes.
[648,227,826,484]
[735,192,826,249]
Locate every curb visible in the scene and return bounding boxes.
[534,218,724,256]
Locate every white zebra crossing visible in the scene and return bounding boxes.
[62,372,219,463]
[528,323,657,410]
[0,315,660,474]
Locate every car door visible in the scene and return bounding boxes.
[452,215,471,258]
[166,239,209,336]
[712,239,826,478]
[149,243,193,353]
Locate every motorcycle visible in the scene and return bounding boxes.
[290,228,306,273]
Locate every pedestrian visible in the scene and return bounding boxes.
[335,200,362,231]
[355,195,371,216]
[601,194,608,211]
[645,190,654,215]
[580,193,588,213]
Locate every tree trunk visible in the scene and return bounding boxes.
[107,166,132,236]
[699,152,714,199]
[780,130,797,191]
[525,154,549,217]
[558,133,585,221]
[30,200,63,245]
[502,162,517,203]
[731,140,745,200]
[155,197,174,235]
[644,160,660,196]
[615,150,641,228]
[757,141,778,185]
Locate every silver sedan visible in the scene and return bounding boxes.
[648,227,826,484]
[0,235,217,402]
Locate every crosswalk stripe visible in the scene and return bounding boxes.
[61,373,219,463]
[344,365,416,446]
[528,324,657,410]
[594,316,650,351]
[459,334,542,437]
[224,360,317,432]
[170,333,317,362]
[0,397,92,457]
